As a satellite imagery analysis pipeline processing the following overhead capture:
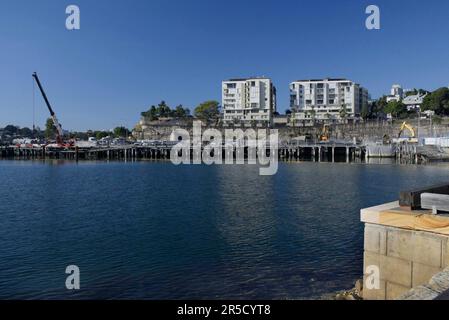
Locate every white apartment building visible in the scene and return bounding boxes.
[289,78,369,123]
[222,77,277,126]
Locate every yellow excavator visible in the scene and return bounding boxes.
[397,121,418,143]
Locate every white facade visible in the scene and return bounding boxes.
[222,78,276,126]
[391,84,404,97]
[386,84,404,103]
[289,78,368,122]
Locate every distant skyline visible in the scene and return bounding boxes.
[1,0,449,131]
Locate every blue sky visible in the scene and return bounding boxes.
[1,0,449,131]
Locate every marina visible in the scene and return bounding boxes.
[2,0,449,303]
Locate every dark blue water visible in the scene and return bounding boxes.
[1,160,449,299]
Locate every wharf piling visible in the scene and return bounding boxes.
[0,143,364,163]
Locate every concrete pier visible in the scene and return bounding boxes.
[361,201,449,300]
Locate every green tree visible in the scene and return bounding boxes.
[194,100,220,123]
[157,101,171,118]
[95,131,110,140]
[141,105,159,120]
[45,118,56,139]
[18,127,33,137]
[376,96,388,114]
[422,87,449,115]
[113,126,130,138]
[3,125,19,135]
[172,104,190,118]
[384,101,407,119]
[361,104,370,120]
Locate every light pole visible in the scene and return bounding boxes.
[417,108,421,144]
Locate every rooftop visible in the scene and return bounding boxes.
[403,93,427,105]
[292,78,349,83]
[225,77,271,82]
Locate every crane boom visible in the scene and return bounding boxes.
[398,121,416,139]
[32,72,64,144]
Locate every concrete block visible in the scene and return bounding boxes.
[362,277,386,300]
[382,255,413,287]
[387,228,413,261]
[442,238,449,268]
[387,282,411,300]
[365,224,387,255]
[412,232,442,268]
[387,229,443,268]
[363,251,381,273]
[364,251,412,287]
[412,262,442,287]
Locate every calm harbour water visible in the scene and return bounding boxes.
[1,160,449,300]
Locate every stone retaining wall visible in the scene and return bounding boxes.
[399,267,449,300]
[361,202,449,300]
[363,224,449,299]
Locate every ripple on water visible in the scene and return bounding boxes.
[0,161,449,299]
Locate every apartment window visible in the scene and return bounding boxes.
[227,83,236,89]
[306,100,312,105]
[317,83,324,88]
[251,81,256,87]
[329,100,335,104]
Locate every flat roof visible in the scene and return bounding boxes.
[225,77,270,82]
[293,78,348,82]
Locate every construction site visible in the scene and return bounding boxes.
[2,73,449,165]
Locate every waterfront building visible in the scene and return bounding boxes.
[289,78,369,124]
[403,93,427,112]
[222,77,277,126]
[386,84,404,103]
